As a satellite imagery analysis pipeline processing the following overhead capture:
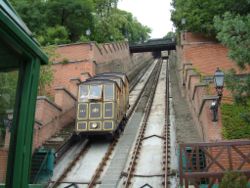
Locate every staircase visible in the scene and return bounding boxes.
[30,148,53,184]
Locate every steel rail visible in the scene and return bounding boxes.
[129,60,153,92]
[87,138,118,188]
[123,60,163,187]
[51,139,90,188]
[162,59,170,188]
[127,62,158,118]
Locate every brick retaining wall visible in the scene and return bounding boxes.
[174,32,246,141]
[49,42,153,97]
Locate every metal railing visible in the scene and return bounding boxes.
[179,141,250,187]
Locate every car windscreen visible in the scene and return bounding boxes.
[79,85,89,102]
[89,85,102,99]
[104,84,114,100]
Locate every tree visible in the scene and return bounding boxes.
[0,71,18,139]
[93,0,118,16]
[0,71,18,113]
[38,25,70,46]
[93,9,151,43]
[45,0,94,41]
[171,0,250,36]
[214,13,250,69]
[163,32,176,40]
[10,0,150,45]
[9,0,48,35]
[213,1,250,106]
[10,0,94,43]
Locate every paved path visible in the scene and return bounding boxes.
[169,60,201,143]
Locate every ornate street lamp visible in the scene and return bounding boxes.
[211,68,225,122]
[3,110,13,130]
[181,18,186,41]
[181,18,186,25]
[86,29,91,36]
[214,68,224,98]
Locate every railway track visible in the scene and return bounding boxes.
[121,59,170,188]
[48,60,159,188]
[122,59,163,187]
[89,60,162,188]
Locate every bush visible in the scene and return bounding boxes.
[221,103,250,139]
[219,171,248,188]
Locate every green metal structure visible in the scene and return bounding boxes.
[0,0,48,187]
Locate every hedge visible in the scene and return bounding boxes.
[221,103,250,139]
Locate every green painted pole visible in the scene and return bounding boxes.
[6,58,40,188]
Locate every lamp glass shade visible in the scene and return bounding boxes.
[181,18,186,25]
[86,29,91,36]
[214,70,224,87]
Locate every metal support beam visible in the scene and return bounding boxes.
[6,58,40,188]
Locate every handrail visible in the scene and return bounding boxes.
[32,151,49,183]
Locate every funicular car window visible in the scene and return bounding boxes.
[89,85,102,99]
[104,84,114,100]
[79,85,89,102]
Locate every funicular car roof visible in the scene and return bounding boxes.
[93,74,125,87]
[82,78,121,91]
[99,72,128,83]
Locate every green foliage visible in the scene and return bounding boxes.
[224,70,250,105]
[79,35,91,42]
[61,58,70,64]
[38,46,55,96]
[163,32,176,40]
[10,0,94,44]
[0,71,18,138]
[38,25,70,46]
[0,71,18,114]
[219,171,248,188]
[10,0,48,35]
[9,0,151,45]
[45,0,94,41]
[93,9,151,43]
[171,0,250,36]
[93,0,118,16]
[214,13,250,69]
[221,102,250,139]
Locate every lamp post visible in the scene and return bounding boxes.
[181,18,186,40]
[210,68,225,122]
[86,29,91,38]
[214,67,224,100]
[3,110,13,131]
